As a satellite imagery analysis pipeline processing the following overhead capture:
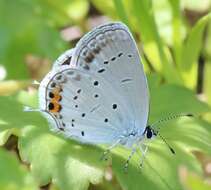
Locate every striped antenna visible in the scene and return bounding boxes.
[149,113,194,154]
[151,113,193,129]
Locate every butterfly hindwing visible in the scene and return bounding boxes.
[39,65,132,144]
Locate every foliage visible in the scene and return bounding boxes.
[0,0,211,190]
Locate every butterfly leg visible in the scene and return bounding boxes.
[123,146,137,173]
[100,138,121,161]
[139,144,148,169]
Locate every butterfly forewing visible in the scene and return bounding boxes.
[72,22,149,135]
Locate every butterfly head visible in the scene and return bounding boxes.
[143,125,157,139]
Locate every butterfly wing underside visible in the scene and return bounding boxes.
[39,22,149,145]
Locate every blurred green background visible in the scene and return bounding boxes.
[0,0,211,190]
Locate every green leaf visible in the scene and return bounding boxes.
[0,0,68,79]
[1,79,211,190]
[18,125,104,190]
[204,61,211,122]
[65,0,89,22]
[0,130,13,146]
[180,13,211,71]
[131,0,182,84]
[178,13,211,88]
[113,0,130,26]
[205,20,211,59]
[0,96,46,131]
[168,0,184,65]
[149,83,211,121]
[0,148,38,190]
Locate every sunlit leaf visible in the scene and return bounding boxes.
[178,13,211,88]
[131,0,182,84]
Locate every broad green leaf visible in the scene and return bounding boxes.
[1,78,211,190]
[18,125,104,190]
[0,148,38,190]
[149,83,210,121]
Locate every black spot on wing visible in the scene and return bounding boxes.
[62,56,72,65]
[121,78,132,83]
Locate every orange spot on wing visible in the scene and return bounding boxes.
[49,102,61,113]
[48,87,62,113]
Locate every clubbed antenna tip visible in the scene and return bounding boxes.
[170,147,176,154]
[186,113,194,117]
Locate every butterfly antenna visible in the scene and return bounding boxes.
[150,113,193,155]
[151,113,194,130]
[153,129,175,154]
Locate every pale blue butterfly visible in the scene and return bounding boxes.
[38,22,190,170]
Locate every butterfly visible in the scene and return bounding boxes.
[37,22,191,170]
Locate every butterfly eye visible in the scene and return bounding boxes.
[146,128,153,139]
[81,131,85,136]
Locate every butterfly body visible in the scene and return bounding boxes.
[39,22,149,149]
